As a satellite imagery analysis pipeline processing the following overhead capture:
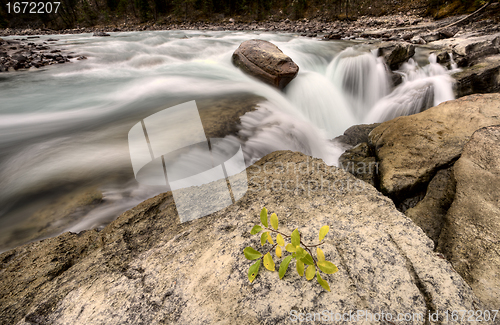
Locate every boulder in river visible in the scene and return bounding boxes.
[232,39,299,90]
[368,93,500,201]
[0,151,486,324]
[93,32,110,37]
[380,42,415,70]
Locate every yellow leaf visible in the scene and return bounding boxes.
[270,213,279,230]
[317,271,331,292]
[276,234,285,247]
[285,243,297,252]
[260,207,268,228]
[317,247,325,261]
[296,259,304,276]
[319,225,329,241]
[276,246,282,258]
[305,265,315,280]
[263,252,275,271]
[260,232,268,246]
[318,260,338,274]
[267,232,274,245]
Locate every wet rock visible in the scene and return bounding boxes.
[338,142,378,187]
[421,32,441,43]
[453,55,500,97]
[439,26,459,39]
[451,33,500,64]
[0,188,103,252]
[436,51,451,64]
[232,39,299,90]
[369,93,500,201]
[381,42,415,70]
[334,123,381,147]
[438,126,500,309]
[93,32,110,37]
[12,53,27,63]
[410,36,426,45]
[0,151,486,324]
[405,168,456,246]
[323,31,342,40]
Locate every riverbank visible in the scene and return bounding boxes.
[1,5,499,73]
[1,4,499,41]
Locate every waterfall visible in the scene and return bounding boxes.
[364,55,455,123]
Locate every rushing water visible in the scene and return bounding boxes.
[0,30,457,251]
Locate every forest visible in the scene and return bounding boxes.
[0,0,486,29]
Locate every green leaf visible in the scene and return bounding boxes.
[317,261,338,274]
[319,225,329,241]
[276,246,282,258]
[267,232,274,245]
[317,247,325,261]
[316,271,331,291]
[263,252,275,271]
[248,260,261,283]
[305,265,315,280]
[285,243,297,252]
[260,207,268,228]
[276,234,285,247]
[279,255,293,279]
[270,213,279,230]
[291,229,300,247]
[250,225,263,235]
[260,232,268,246]
[300,253,315,266]
[296,259,304,277]
[244,247,262,260]
[295,246,307,259]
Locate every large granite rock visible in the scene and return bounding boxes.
[404,168,456,246]
[437,126,500,309]
[0,151,485,324]
[369,93,500,200]
[453,55,500,98]
[232,39,299,90]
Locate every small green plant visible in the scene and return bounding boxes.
[243,207,338,291]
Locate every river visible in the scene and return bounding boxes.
[0,30,457,251]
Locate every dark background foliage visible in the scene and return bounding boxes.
[0,0,490,29]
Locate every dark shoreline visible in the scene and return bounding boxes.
[0,11,497,41]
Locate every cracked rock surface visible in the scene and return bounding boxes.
[437,125,500,309]
[0,151,485,324]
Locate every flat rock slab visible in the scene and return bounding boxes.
[369,93,500,199]
[232,39,299,90]
[453,55,500,97]
[0,151,484,324]
[438,126,500,309]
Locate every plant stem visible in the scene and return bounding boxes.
[300,240,318,267]
[302,242,325,248]
[264,227,291,238]
[260,243,278,260]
